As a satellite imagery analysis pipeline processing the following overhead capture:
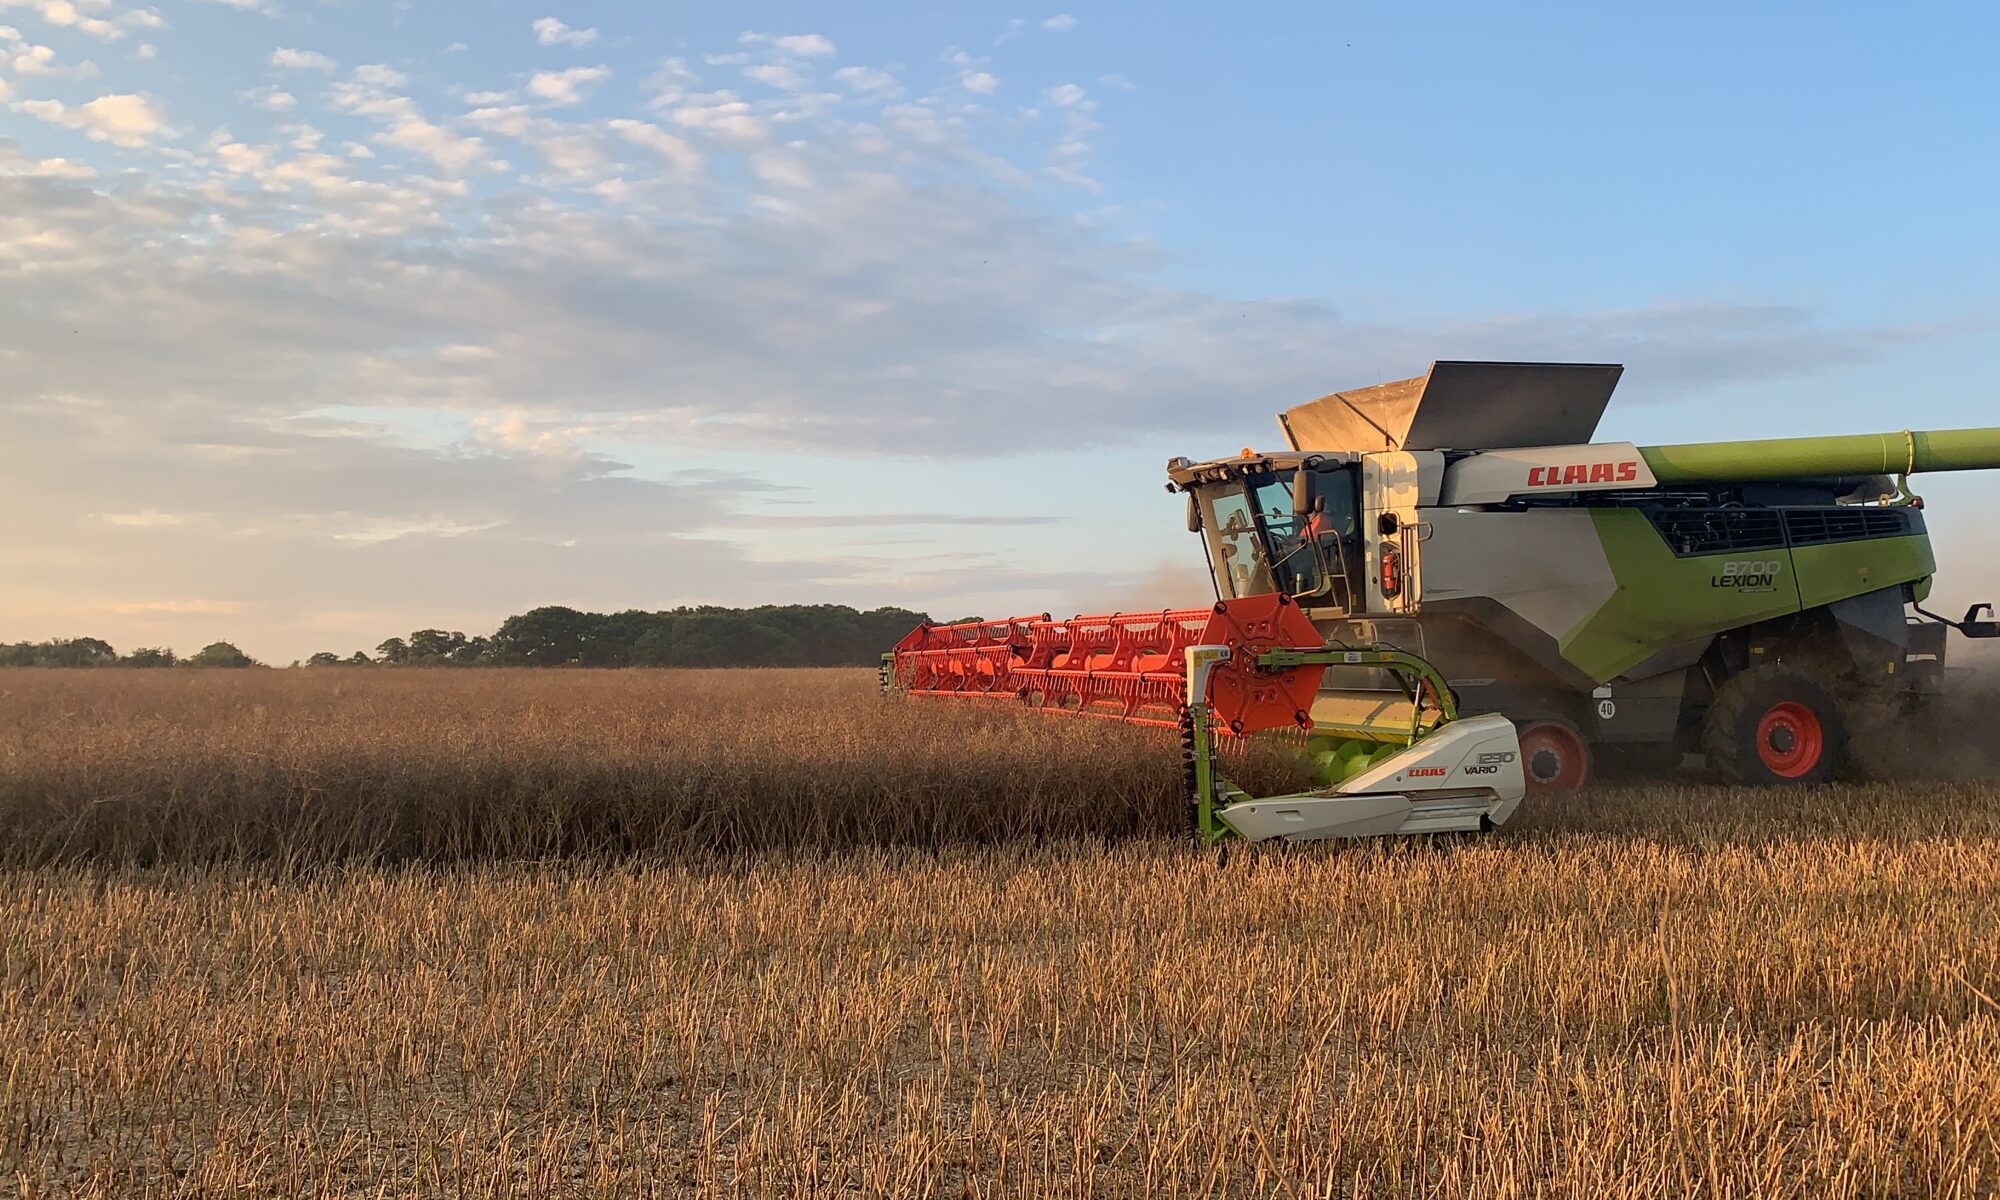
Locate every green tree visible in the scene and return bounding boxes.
[305,651,343,667]
[120,647,178,668]
[375,637,410,665]
[492,606,597,665]
[406,629,468,663]
[188,642,255,668]
[346,650,374,666]
[64,637,118,666]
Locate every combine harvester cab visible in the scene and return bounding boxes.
[1167,362,2000,790]
[888,595,1527,843]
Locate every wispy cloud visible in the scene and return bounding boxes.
[527,64,609,105]
[270,46,335,72]
[19,93,167,146]
[532,17,596,48]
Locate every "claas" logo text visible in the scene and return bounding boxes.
[1527,461,1640,487]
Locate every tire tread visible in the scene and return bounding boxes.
[1700,665,1847,785]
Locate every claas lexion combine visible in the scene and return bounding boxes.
[887,362,2000,843]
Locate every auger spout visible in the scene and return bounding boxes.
[1639,427,2000,484]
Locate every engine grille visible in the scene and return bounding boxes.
[1782,507,1917,547]
[1648,508,1787,557]
[1645,505,1919,557]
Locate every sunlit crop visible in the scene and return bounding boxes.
[1,668,1996,1196]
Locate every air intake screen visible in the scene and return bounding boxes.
[1783,507,1915,547]
[1647,505,1918,557]
[1648,509,1787,557]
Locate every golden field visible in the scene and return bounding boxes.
[1,667,1998,1197]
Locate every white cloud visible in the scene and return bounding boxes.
[1043,13,1077,31]
[668,92,765,142]
[748,150,810,189]
[0,153,94,178]
[270,46,334,72]
[133,41,154,59]
[741,31,835,57]
[642,57,699,106]
[238,85,295,112]
[20,92,167,147]
[743,62,804,91]
[463,89,511,105]
[739,30,836,58]
[605,118,701,174]
[379,116,486,172]
[213,141,265,173]
[327,75,489,173]
[10,39,101,76]
[351,63,408,88]
[6,0,122,41]
[532,16,596,47]
[1046,83,1087,106]
[105,599,245,616]
[527,64,609,106]
[775,33,834,57]
[98,510,184,527]
[962,71,997,95]
[333,517,503,545]
[831,66,896,95]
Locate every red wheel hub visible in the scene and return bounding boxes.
[1517,722,1589,791]
[1755,701,1824,778]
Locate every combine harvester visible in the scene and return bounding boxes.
[888,362,2000,843]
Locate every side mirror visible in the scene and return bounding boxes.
[1378,512,1400,536]
[1185,493,1202,533]
[1291,466,1316,516]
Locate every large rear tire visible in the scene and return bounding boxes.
[1700,665,1847,785]
[1515,719,1593,792]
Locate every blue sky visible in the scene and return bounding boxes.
[1,0,1995,660]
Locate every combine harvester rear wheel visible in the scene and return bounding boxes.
[888,595,1526,843]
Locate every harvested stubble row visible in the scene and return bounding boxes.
[0,667,1997,1197]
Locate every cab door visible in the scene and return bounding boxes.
[1361,452,1424,613]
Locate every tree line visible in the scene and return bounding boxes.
[4,604,935,670]
[0,639,254,668]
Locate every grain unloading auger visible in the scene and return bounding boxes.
[886,595,1525,843]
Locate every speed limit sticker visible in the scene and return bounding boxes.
[1597,699,1617,720]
